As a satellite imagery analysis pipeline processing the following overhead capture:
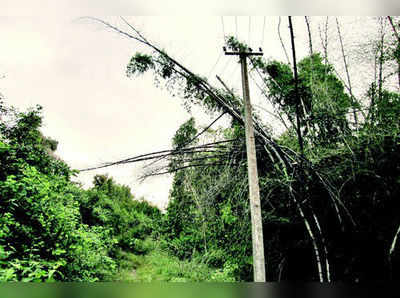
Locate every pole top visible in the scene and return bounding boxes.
[223,47,263,56]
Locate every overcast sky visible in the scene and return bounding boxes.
[2,0,398,15]
[0,16,390,208]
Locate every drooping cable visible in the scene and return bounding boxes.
[221,16,226,42]
[235,16,238,40]
[219,56,232,77]
[261,16,266,46]
[248,16,251,46]
[207,52,223,78]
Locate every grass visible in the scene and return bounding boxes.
[114,239,236,282]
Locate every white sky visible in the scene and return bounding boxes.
[0,16,392,208]
[2,0,398,15]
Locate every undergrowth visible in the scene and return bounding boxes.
[115,239,236,282]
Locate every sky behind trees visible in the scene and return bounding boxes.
[0,16,394,208]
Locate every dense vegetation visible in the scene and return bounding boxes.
[0,101,237,282]
[0,102,162,281]
[120,16,400,281]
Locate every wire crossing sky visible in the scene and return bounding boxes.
[0,16,388,208]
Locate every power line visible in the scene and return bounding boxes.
[247,58,374,121]
[235,16,238,40]
[79,139,237,172]
[249,72,284,122]
[255,68,373,120]
[261,17,266,46]
[219,56,233,77]
[221,63,241,90]
[248,16,251,46]
[229,63,240,80]
[207,52,223,78]
[221,16,226,42]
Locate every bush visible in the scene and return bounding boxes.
[0,105,120,281]
[0,163,117,281]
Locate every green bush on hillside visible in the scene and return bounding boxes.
[0,103,160,281]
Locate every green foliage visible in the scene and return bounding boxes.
[226,36,253,53]
[41,136,58,152]
[124,25,400,282]
[126,53,154,77]
[0,103,161,281]
[156,43,400,281]
[172,117,197,149]
[124,241,236,282]
[0,105,71,179]
[126,49,239,114]
[367,87,400,131]
[80,174,160,255]
[254,53,354,147]
[0,157,116,281]
[157,119,254,280]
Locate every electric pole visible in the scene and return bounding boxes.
[224,46,266,282]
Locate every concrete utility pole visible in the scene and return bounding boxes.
[224,47,266,282]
